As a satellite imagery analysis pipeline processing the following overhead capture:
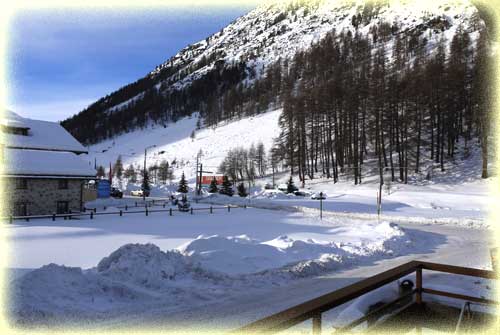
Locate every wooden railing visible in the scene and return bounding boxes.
[234,261,497,334]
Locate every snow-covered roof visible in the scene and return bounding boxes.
[1,111,87,153]
[3,148,96,178]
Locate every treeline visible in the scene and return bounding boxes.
[271,23,494,185]
[218,142,267,184]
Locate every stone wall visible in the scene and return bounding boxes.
[2,178,83,216]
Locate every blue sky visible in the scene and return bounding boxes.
[7,5,255,122]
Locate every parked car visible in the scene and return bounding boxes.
[110,187,123,198]
[130,189,150,197]
[311,192,327,200]
[177,195,191,212]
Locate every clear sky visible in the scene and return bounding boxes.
[7,5,255,122]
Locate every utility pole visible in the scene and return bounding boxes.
[198,163,203,195]
[195,154,199,193]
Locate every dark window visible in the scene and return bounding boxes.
[14,202,27,216]
[58,179,69,189]
[56,201,69,214]
[1,125,29,136]
[15,178,28,189]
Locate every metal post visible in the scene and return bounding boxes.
[9,216,12,224]
[190,207,193,215]
[228,205,230,213]
[416,267,423,305]
[210,206,213,214]
[94,208,97,213]
[120,210,123,217]
[320,192,323,220]
[143,148,147,201]
[125,205,128,211]
[52,213,56,221]
[312,313,322,335]
[146,207,148,216]
[169,208,172,216]
[90,212,93,219]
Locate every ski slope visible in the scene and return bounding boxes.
[87,109,282,181]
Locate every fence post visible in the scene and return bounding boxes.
[190,207,193,215]
[135,201,137,207]
[169,208,172,216]
[228,205,230,213]
[94,208,97,213]
[416,266,423,305]
[125,205,128,211]
[312,313,322,335]
[146,207,149,216]
[103,206,106,211]
[244,204,247,209]
[83,207,86,212]
[210,206,213,214]
[120,210,123,217]
[163,202,165,208]
[52,213,56,221]
[90,212,93,220]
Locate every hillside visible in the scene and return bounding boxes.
[74,0,494,187]
[62,0,486,144]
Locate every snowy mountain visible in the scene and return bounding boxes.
[62,0,487,144]
[70,0,494,187]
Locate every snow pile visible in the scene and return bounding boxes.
[97,244,198,289]
[178,222,411,276]
[10,263,149,324]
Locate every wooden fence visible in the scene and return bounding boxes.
[3,204,246,223]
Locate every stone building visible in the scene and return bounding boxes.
[1,111,96,216]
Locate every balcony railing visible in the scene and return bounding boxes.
[234,261,497,334]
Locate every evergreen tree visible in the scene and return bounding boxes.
[124,164,137,183]
[177,172,189,193]
[141,170,151,193]
[96,165,105,179]
[237,182,248,197]
[286,175,296,194]
[113,155,124,180]
[208,177,219,193]
[219,176,234,196]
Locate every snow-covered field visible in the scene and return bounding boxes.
[4,194,495,329]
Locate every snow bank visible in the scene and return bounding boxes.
[97,244,195,288]
[178,222,410,275]
[7,223,421,326]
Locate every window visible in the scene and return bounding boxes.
[15,178,28,190]
[56,201,69,214]
[13,202,27,216]
[58,179,69,189]
[1,125,29,136]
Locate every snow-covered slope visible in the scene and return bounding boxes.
[87,109,281,181]
[64,0,486,146]
[148,0,480,91]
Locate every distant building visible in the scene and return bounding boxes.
[199,175,224,186]
[1,111,96,216]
